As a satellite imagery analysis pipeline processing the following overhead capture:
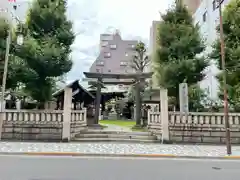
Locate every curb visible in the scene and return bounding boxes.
[0,152,240,159]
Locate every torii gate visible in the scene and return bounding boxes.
[83,72,153,125]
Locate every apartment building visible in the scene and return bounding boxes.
[89,31,138,74]
[192,0,230,98]
[193,0,230,47]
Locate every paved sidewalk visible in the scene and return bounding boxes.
[0,142,239,157]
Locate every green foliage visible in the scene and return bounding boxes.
[210,0,240,111]
[131,41,149,72]
[0,17,27,90]
[0,18,8,89]
[188,84,208,112]
[15,0,75,103]
[155,2,208,107]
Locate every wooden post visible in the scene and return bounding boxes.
[94,78,102,124]
[135,81,141,126]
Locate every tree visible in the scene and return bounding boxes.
[155,1,208,109]
[130,41,150,73]
[0,17,25,90]
[188,84,208,112]
[129,41,150,126]
[210,0,240,111]
[15,0,75,106]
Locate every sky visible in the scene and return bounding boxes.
[14,0,174,82]
[8,0,218,97]
[65,0,174,81]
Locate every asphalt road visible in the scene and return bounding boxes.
[1,155,240,180]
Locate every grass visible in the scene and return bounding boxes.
[100,120,147,132]
[100,120,135,127]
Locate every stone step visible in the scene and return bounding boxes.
[75,133,157,140]
[81,130,152,136]
[72,138,160,143]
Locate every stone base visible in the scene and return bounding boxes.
[108,113,117,120]
[62,138,70,142]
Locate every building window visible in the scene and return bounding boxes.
[101,41,108,47]
[203,11,207,22]
[108,69,111,72]
[120,61,127,66]
[110,44,117,49]
[104,52,111,58]
[212,0,216,10]
[96,69,100,72]
[97,61,104,66]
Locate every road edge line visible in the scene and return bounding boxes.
[0,152,240,159]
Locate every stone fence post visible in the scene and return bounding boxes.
[83,107,87,124]
[160,88,169,141]
[62,87,72,142]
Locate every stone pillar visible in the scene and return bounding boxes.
[147,109,151,125]
[16,99,21,110]
[160,88,169,141]
[83,107,87,124]
[62,87,72,142]
[81,102,84,109]
[0,100,6,111]
[133,105,136,120]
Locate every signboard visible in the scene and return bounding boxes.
[179,83,189,113]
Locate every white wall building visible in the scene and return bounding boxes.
[193,0,231,98]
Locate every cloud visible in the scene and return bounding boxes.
[66,0,174,81]
[14,0,174,81]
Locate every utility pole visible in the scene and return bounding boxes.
[0,3,23,140]
[0,29,11,140]
[218,0,231,155]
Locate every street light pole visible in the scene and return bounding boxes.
[218,0,232,155]
[0,29,11,140]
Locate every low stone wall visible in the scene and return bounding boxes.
[147,112,162,139]
[148,111,240,144]
[2,121,62,141]
[0,109,87,141]
[169,112,240,144]
[70,110,87,138]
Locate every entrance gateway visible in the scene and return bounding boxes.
[83,72,153,125]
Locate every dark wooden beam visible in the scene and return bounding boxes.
[83,72,153,79]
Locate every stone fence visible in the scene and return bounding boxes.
[1,109,87,141]
[148,111,240,144]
